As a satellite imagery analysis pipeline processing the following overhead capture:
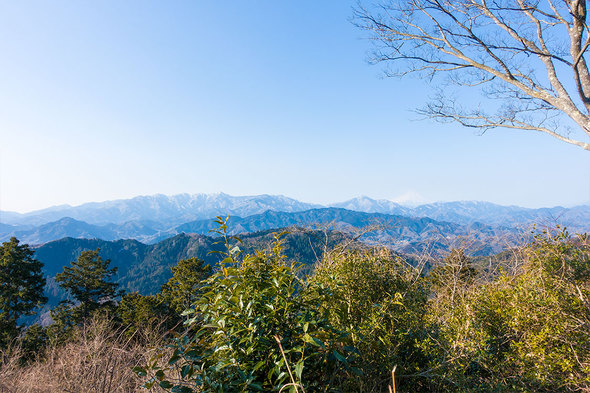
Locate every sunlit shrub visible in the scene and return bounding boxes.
[310,248,429,392]
[138,219,353,392]
[424,229,590,392]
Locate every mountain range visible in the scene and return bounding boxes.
[3,192,585,315]
[332,197,589,230]
[36,228,355,306]
[0,193,321,227]
[1,193,588,249]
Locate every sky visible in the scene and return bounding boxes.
[0,1,589,213]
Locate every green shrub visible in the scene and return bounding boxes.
[139,219,353,392]
[310,248,429,392]
[135,224,590,393]
[423,229,590,392]
[118,292,168,336]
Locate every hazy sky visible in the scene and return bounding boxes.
[1,1,589,213]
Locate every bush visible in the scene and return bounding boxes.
[423,229,590,392]
[139,221,354,392]
[310,248,429,392]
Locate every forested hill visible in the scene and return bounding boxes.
[3,194,588,245]
[5,208,513,255]
[177,208,509,256]
[177,208,447,234]
[34,228,353,298]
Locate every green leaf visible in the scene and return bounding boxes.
[180,308,194,316]
[332,350,347,362]
[294,360,304,380]
[132,366,147,377]
[168,349,180,365]
[253,360,266,371]
[180,364,192,379]
[302,334,324,348]
[171,386,194,393]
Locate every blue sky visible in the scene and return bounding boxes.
[1,1,589,213]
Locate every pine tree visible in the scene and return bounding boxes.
[55,249,122,322]
[0,237,47,348]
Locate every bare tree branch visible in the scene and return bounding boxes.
[355,0,590,151]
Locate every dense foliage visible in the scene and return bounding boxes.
[0,237,46,349]
[310,248,429,392]
[1,224,589,392]
[138,220,355,392]
[138,226,590,393]
[119,256,213,335]
[422,230,590,392]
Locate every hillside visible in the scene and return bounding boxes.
[176,208,510,255]
[34,227,354,303]
[4,207,516,254]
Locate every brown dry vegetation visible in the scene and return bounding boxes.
[0,318,170,393]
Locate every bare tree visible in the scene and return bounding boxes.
[355,0,590,150]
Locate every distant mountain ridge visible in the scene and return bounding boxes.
[0,217,166,245]
[0,193,322,226]
[176,208,510,255]
[1,194,588,247]
[335,197,589,231]
[3,208,513,256]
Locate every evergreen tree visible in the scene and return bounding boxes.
[159,257,212,315]
[0,237,47,348]
[55,249,122,322]
[118,257,212,335]
[118,292,163,335]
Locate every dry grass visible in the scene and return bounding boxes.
[0,318,171,393]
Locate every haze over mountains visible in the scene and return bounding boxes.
[0,193,321,226]
[1,193,588,247]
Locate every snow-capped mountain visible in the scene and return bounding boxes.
[330,197,589,232]
[0,193,322,226]
[1,194,588,246]
[330,196,410,215]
